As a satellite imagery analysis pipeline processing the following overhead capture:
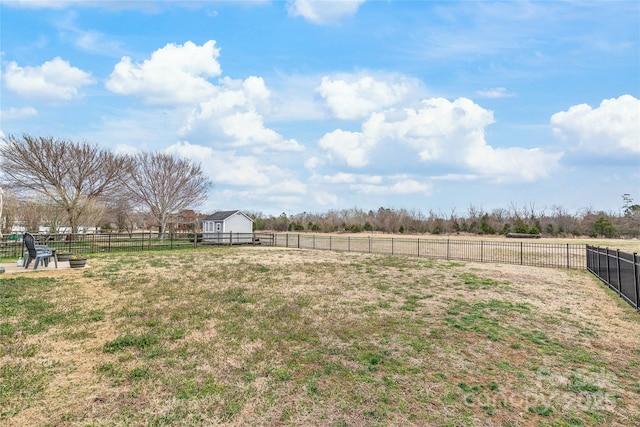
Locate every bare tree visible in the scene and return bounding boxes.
[39,197,66,234]
[20,198,45,233]
[121,152,211,238]
[106,197,139,235]
[0,190,18,236]
[0,135,130,233]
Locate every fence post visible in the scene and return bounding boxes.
[605,248,611,289]
[520,242,523,265]
[447,239,450,260]
[348,236,351,252]
[392,238,394,255]
[481,241,484,263]
[616,249,622,298]
[298,233,300,249]
[634,253,639,311]
[369,237,371,253]
[417,238,420,257]
[330,236,332,251]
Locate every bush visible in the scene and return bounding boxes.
[591,216,617,238]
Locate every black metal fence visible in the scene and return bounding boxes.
[586,245,640,311]
[0,232,254,259]
[270,233,586,269]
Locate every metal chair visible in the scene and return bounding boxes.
[23,233,58,269]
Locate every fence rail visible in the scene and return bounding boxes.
[270,233,586,269]
[0,232,262,259]
[586,245,640,311]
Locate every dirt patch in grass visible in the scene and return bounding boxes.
[1,246,639,426]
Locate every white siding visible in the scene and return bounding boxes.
[223,212,252,233]
[202,211,254,244]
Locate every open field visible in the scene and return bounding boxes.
[1,246,639,426]
[281,233,640,254]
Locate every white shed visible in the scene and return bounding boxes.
[202,210,254,244]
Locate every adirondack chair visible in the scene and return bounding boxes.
[23,233,58,269]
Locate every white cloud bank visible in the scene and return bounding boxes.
[319,96,562,182]
[551,94,640,155]
[476,87,515,99]
[104,40,301,153]
[287,0,365,25]
[316,74,419,120]
[106,40,222,105]
[0,106,38,121]
[180,76,302,153]
[3,57,94,101]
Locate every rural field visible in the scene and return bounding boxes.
[1,246,639,426]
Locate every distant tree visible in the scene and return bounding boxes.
[0,135,129,233]
[20,198,44,233]
[120,152,211,238]
[107,197,138,235]
[513,218,529,234]
[591,216,617,238]
[620,194,640,237]
[288,221,304,231]
[0,191,18,236]
[479,214,496,235]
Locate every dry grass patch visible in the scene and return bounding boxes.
[1,246,639,426]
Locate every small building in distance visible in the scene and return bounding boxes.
[202,210,254,244]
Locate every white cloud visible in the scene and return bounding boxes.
[314,172,357,184]
[390,179,431,194]
[111,144,139,156]
[311,172,382,184]
[0,1,77,9]
[304,156,321,169]
[286,0,365,25]
[475,87,515,98]
[0,106,37,120]
[551,94,640,155]
[349,177,431,196]
[164,141,272,187]
[180,76,303,153]
[318,96,563,181]
[106,40,221,105]
[465,146,563,182]
[3,57,94,101]
[318,129,372,167]
[164,141,307,203]
[317,74,418,120]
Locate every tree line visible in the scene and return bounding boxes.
[0,134,211,237]
[1,134,637,240]
[249,199,640,239]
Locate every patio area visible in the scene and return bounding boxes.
[0,260,77,274]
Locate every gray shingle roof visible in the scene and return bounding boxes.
[203,210,241,221]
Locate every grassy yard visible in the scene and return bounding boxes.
[1,246,639,426]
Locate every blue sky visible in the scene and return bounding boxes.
[1,0,639,217]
